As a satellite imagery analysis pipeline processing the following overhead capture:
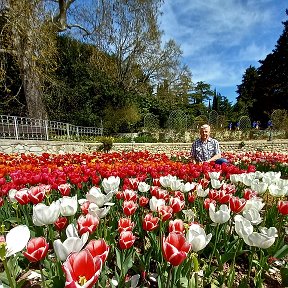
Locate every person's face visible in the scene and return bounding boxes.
[200,127,210,141]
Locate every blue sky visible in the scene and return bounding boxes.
[159,0,287,104]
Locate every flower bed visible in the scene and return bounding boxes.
[0,151,287,287]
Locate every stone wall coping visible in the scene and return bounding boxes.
[0,139,287,155]
[1,139,288,145]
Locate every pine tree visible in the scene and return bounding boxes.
[252,10,288,123]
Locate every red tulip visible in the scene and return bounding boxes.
[278,200,288,215]
[58,183,71,196]
[204,198,216,210]
[168,219,184,234]
[54,217,68,231]
[158,205,173,221]
[86,239,110,263]
[23,237,49,262]
[173,191,185,201]
[15,188,30,205]
[139,196,149,207]
[115,191,123,200]
[243,188,258,200]
[123,190,138,202]
[77,214,99,236]
[62,249,102,288]
[229,196,246,213]
[217,190,231,204]
[208,190,219,201]
[80,201,90,215]
[122,200,138,216]
[169,197,185,213]
[118,218,135,233]
[119,231,136,250]
[142,214,159,231]
[187,192,196,203]
[28,186,46,204]
[150,187,169,201]
[162,232,191,266]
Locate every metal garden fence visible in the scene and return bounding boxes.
[0,115,103,141]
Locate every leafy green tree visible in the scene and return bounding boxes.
[235,65,258,117]
[190,81,213,105]
[251,10,288,123]
[212,90,219,112]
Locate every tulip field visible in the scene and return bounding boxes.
[0,150,288,287]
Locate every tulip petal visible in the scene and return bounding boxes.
[6,225,30,257]
[53,239,69,261]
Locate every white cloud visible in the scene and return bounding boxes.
[238,43,271,62]
[159,0,286,102]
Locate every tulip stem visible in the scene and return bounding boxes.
[192,254,199,287]
[3,258,15,288]
[209,224,220,267]
[247,247,255,284]
[40,261,46,288]
[166,265,173,288]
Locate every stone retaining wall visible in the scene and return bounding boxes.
[0,139,287,155]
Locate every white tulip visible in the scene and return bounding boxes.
[179,182,196,193]
[170,179,183,191]
[53,224,89,261]
[268,184,286,197]
[86,186,114,207]
[244,197,265,212]
[33,201,60,226]
[102,176,120,193]
[242,173,256,186]
[234,215,253,238]
[59,195,78,216]
[230,174,243,184]
[138,182,150,193]
[149,196,165,212]
[186,223,212,252]
[210,179,223,189]
[209,204,230,224]
[88,203,111,218]
[262,171,281,185]
[243,227,277,249]
[242,208,262,225]
[159,175,177,188]
[254,171,264,179]
[208,172,220,180]
[5,225,30,258]
[8,189,17,203]
[196,185,209,197]
[250,179,268,195]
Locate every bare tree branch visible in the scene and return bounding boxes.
[66,23,92,36]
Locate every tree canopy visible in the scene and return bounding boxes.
[1,2,287,133]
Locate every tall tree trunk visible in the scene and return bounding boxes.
[21,56,48,119]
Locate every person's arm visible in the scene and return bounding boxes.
[190,142,197,163]
[207,140,221,162]
[207,153,221,163]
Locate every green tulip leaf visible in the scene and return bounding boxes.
[115,248,122,270]
[4,217,21,224]
[273,244,288,258]
[179,276,188,287]
[281,267,288,286]
[122,249,134,274]
[0,271,9,286]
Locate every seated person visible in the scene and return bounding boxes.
[190,124,228,165]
